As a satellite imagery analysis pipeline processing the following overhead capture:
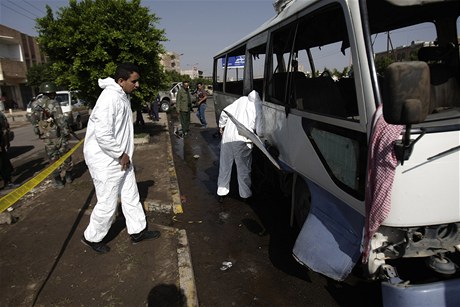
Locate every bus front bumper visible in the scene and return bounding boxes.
[382,278,460,307]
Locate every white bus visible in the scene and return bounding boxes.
[213,0,460,305]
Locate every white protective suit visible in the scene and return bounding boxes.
[217,90,262,199]
[83,77,146,243]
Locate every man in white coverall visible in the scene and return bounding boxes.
[217,90,262,203]
[81,63,160,254]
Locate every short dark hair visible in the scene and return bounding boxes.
[197,82,203,86]
[182,80,189,84]
[114,63,139,81]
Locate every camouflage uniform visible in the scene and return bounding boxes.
[29,83,73,188]
[0,111,14,188]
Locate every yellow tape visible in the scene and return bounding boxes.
[0,138,85,213]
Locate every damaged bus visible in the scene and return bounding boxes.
[213,0,460,306]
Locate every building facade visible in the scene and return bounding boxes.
[160,52,204,79]
[160,51,182,74]
[0,24,45,110]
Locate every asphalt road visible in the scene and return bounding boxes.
[4,103,382,306]
[2,119,85,196]
[168,98,382,307]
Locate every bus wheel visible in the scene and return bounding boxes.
[291,174,311,229]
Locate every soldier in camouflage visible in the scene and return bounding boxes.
[0,109,15,189]
[29,82,73,189]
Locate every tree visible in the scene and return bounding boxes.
[162,70,184,89]
[36,0,167,107]
[26,62,54,89]
[375,55,394,76]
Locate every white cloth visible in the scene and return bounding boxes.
[83,77,146,242]
[217,90,261,198]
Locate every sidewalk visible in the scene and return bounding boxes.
[3,109,28,125]
[0,112,198,306]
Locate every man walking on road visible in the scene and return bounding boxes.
[82,63,160,254]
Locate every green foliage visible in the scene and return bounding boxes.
[36,0,167,107]
[26,62,54,88]
[375,55,395,76]
[162,70,184,89]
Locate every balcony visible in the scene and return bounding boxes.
[0,58,26,83]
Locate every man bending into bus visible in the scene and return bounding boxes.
[217,90,262,203]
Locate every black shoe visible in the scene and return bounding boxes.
[81,237,110,254]
[218,196,225,203]
[130,229,161,244]
[54,176,64,189]
[65,173,73,184]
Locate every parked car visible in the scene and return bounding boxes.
[205,85,213,96]
[158,82,197,112]
[157,82,181,113]
[26,90,90,130]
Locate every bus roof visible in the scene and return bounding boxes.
[214,0,315,58]
[213,0,452,59]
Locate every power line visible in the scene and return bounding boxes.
[6,0,40,19]
[24,0,46,15]
[1,2,36,21]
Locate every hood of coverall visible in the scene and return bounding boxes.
[98,77,125,94]
[247,90,261,103]
[220,90,260,144]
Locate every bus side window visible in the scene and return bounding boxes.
[214,57,225,92]
[267,24,298,105]
[418,44,460,113]
[295,74,348,118]
[273,71,306,104]
[224,49,246,96]
[249,49,266,97]
[289,6,358,121]
[336,77,359,119]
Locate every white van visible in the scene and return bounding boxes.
[27,90,90,130]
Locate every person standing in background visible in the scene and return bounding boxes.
[195,82,208,128]
[150,94,160,121]
[176,80,192,137]
[0,109,15,189]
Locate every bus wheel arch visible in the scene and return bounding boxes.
[291,173,311,229]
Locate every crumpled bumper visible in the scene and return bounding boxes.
[382,278,460,307]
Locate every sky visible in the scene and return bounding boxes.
[1,1,456,77]
[0,0,277,76]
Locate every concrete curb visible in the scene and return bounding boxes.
[162,116,198,305]
[164,118,183,214]
[152,115,198,306]
[178,229,199,307]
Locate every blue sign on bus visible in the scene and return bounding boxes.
[222,55,245,69]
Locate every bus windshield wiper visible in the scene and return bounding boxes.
[427,145,460,161]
